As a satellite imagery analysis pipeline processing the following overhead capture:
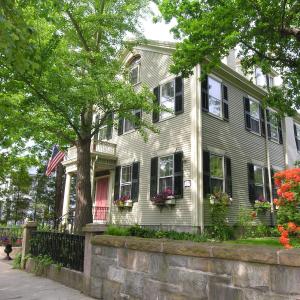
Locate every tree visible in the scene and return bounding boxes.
[158,0,300,113]
[0,0,158,231]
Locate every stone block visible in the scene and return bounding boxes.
[162,240,211,258]
[102,279,121,300]
[166,254,189,268]
[91,255,117,278]
[278,248,300,267]
[207,258,235,275]
[125,237,162,253]
[211,244,278,265]
[187,257,210,272]
[270,265,300,295]
[117,248,150,273]
[243,288,291,300]
[92,235,126,248]
[148,253,169,281]
[93,245,117,258]
[208,283,244,300]
[232,262,270,290]
[107,266,125,283]
[122,270,147,298]
[90,277,103,299]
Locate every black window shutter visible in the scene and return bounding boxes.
[278,118,283,144]
[106,113,113,140]
[294,124,299,151]
[247,163,255,204]
[174,151,183,198]
[225,157,232,197]
[203,150,211,197]
[152,86,160,123]
[118,117,124,136]
[260,105,266,137]
[222,84,229,121]
[243,97,251,130]
[131,162,140,202]
[264,168,270,202]
[175,77,184,115]
[266,109,271,139]
[114,166,121,201]
[134,110,142,129]
[271,168,277,199]
[201,75,209,112]
[150,157,158,198]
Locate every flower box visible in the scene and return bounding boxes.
[165,199,176,205]
[124,200,133,207]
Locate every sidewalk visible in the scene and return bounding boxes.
[0,260,95,300]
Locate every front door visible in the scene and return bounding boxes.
[94,177,109,221]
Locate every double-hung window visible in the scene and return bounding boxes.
[254,165,265,200]
[210,154,224,193]
[294,123,300,151]
[118,109,142,135]
[244,97,263,135]
[129,57,141,85]
[159,155,174,193]
[208,77,222,118]
[120,165,132,198]
[160,80,175,120]
[249,99,261,134]
[267,109,279,143]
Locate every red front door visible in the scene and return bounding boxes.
[94,177,109,221]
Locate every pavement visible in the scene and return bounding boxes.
[0,252,95,300]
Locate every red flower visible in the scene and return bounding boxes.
[277,225,285,233]
[281,183,291,193]
[277,189,282,197]
[287,222,297,232]
[282,192,295,202]
[251,211,257,219]
[281,230,289,238]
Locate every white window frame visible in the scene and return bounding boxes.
[120,165,132,198]
[208,76,223,118]
[253,165,265,200]
[249,98,261,135]
[160,79,176,121]
[267,108,279,143]
[129,58,141,85]
[158,154,174,193]
[122,109,141,134]
[97,125,108,141]
[210,153,225,193]
[295,123,300,140]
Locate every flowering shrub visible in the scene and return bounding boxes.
[254,196,271,213]
[151,188,174,205]
[274,168,300,249]
[209,191,233,240]
[114,195,130,207]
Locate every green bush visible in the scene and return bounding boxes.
[106,225,130,236]
[12,253,22,269]
[32,255,54,276]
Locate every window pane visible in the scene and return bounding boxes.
[121,185,131,197]
[124,119,134,132]
[296,124,300,139]
[161,81,175,99]
[210,155,223,178]
[250,118,260,134]
[160,156,173,177]
[255,186,264,200]
[160,81,175,119]
[254,166,263,185]
[270,125,279,141]
[209,96,222,117]
[130,66,138,84]
[250,100,260,119]
[121,166,132,184]
[255,68,266,86]
[211,178,223,193]
[98,126,107,140]
[159,177,173,193]
[208,77,221,100]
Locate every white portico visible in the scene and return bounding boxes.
[61,140,117,224]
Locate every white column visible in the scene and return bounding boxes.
[62,172,72,224]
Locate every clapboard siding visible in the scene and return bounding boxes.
[202,76,285,225]
[110,49,193,226]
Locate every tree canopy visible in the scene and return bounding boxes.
[159,0,300,113]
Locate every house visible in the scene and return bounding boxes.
[61,40,300,232]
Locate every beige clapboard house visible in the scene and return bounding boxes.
[62,40,300,232]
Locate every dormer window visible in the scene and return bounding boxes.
[129,56,141,85]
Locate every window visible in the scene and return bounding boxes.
[249,99,261,134]
[118,109,142,135]
[160,80,175,120]
[254,165,265,200]
[244,97,263,135]
[208,77,222,117]
[267,109,279,142]
[294,123,300,151]
[120,165,132,198]
[159,155,174,193]
[268,76,274,88]
[129,57,140,85]
[94,113,113,141]
[210,154,224,193]
[255,68,274,88]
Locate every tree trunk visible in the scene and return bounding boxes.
[74,138,93,232]
[54,163,64,222]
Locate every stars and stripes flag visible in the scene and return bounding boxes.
[46,145,65,176]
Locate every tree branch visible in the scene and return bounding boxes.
[280,27,300,42]
[66,10,90,52]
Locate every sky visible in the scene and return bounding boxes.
[140,3,176,42]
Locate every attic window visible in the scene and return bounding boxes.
[129,55,141,85]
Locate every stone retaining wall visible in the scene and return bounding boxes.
[25,258,84,292]
[89,235,300,300]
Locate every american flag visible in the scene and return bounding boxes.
[46,145,65,176]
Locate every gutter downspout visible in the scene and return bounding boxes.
[264,75,275,226]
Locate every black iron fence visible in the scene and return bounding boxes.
[30,231,85,272]
[0,227,22,246]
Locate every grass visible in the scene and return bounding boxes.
[226,237,300,248]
